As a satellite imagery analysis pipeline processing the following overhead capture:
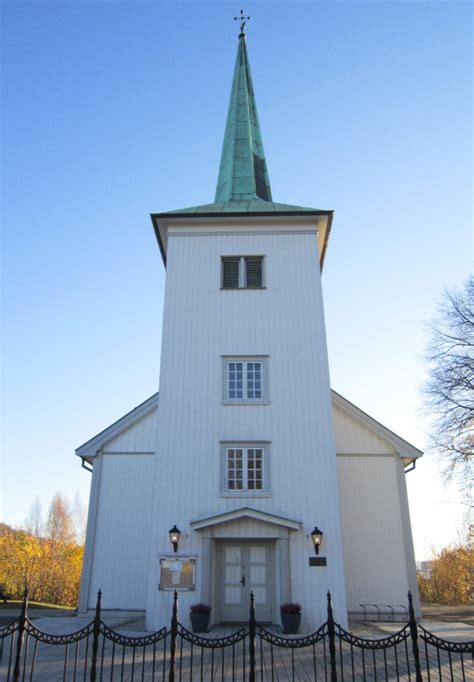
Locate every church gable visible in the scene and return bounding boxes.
[76,389,421,464]
[101,409,158,453]
[333,403,396,455]
[76,393,158,461]
[331,390,422,465]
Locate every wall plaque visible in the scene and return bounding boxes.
[159,557,196,590]
[309,557,327,567]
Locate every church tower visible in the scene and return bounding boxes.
[147,21,348,630]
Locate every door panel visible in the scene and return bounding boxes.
[219,542,273,623]
[248,544,271,621]
[221,545,245,620]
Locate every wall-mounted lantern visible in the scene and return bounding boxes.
[169,525,181,553]
[310,526,323,555]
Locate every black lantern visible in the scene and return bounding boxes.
[169,525,181,553]
[310,526,323,555]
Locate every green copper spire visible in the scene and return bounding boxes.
[214,29,272,203]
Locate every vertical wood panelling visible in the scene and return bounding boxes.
[102,410,157,453]
[333,405,395,454]
[89,454,154,609]
[337,456,409,611]
[148,225,348,629]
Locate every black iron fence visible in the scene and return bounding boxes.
[1,590,472,681]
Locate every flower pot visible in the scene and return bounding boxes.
[281,612,301,634]
[190,612,210,633]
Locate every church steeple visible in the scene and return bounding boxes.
[153,15,334,269]
[214,27,272,203]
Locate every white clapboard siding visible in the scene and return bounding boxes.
[102,410,158,453]
[337,456,409,611]
[148,224,348,629]
[88,454,154,609]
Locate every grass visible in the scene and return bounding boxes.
[0,600,75,611]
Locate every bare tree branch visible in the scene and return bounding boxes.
[423,275,474,507]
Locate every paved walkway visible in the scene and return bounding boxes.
[374,618,474,642]
[421,604,474,627]
[1,615,472,680]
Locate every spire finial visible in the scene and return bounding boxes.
[234,9,250,36]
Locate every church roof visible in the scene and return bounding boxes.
[164,200,329,215]
[154,28,328,218]
[76,393,159,462]
[75,390,423,467]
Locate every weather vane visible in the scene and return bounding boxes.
[234,9,250,36]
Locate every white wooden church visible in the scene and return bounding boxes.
[76,25,422,631]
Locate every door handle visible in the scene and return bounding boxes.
[240,575,245,586]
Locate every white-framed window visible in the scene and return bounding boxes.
[220,443,270,495]
[221,256,264,289]
[223,357,269,403]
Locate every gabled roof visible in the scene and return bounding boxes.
[75,390,422,467]
[332,390,423,464]
[75,393,159,461]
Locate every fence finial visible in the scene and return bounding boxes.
[90,590,102,681]
[326,591,334,620]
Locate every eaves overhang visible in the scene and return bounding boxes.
[151,209,333,271]
[190,506,302,531]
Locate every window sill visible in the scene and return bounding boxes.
[220,492,271,498]
[220,287,266,291]
[221,401,270,406]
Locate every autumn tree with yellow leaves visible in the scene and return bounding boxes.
[0,494,85,607]
[417,541,473,605]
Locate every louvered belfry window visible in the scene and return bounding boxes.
[221,256,263,289]
[245,257,263,288]
[222,258,240,288]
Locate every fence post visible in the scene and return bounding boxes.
[408,591,423,682]
[326,591,337,682]
[12,588,28,682]
[90,589,102,682]
[248,590,256,682]
[168,590,178,682]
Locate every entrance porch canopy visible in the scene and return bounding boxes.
[190,507,302,531]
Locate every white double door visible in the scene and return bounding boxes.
[219,542,273,623]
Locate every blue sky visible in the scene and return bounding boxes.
[1,1,472,560]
